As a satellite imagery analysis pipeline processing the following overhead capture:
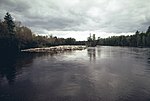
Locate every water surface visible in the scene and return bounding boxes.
[0,46,150,101]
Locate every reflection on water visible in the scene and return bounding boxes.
[87,47,96,61]
[0,54,33,85]
[0,53,56,85]
[0,46,150,101]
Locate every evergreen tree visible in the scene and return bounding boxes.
[93,34,96,41]
[4,12,15,34]
[135,30,140,35]
[146,26,150,34]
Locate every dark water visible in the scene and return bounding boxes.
[0,46,150,101]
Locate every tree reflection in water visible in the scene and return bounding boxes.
[87,47,96,62]
[0,53,48,85]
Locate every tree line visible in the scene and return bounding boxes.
[0,12,79,54]
[1,12,150,55]
[95,27,150,47]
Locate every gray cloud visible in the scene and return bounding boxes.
[0,0,150,40]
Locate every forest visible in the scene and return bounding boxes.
[0,12,150,54]
[0,13,80,54]
[96,28,150,47]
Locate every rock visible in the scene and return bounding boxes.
[21,45,86,53]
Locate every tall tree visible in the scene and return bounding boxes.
[146,26,150,34]
[4,12,15,35]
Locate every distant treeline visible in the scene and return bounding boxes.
[1,12,150,54]
[96,28,150,47]
[0,12,84,54]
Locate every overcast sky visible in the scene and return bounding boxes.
[0,0,150,40]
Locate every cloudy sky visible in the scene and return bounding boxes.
[0,0,150,40]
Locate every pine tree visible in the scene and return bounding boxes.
[146,26,150,47]
[4,12,15,34]
[146,26,150,34]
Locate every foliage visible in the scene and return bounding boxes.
[87,34,96,47]
[4,12,15,34]
[97,28,150,47]
[0,12,78,54]
[1,12,150,55]
[0,12,19,54]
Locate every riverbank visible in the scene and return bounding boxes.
[21,45,86,53]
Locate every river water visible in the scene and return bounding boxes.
[0,46,150,101]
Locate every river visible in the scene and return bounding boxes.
[0,46,150,101]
